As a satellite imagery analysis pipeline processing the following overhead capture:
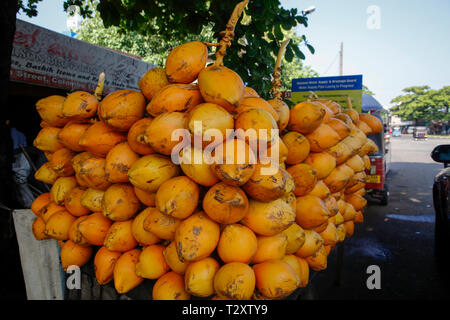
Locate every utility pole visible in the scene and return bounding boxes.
[339,42,343,76]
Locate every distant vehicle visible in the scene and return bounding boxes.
[407,126,415,134]
[392,127,401,137]
[413,126,428,140]
[365,112,391,205]
[431,145,450,261]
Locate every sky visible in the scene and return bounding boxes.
[17,0,450,108]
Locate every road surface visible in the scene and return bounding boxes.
[309,135,450,299]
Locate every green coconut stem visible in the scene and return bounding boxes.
[346,96,353,109]
[307,91,318,102]
[94,72,105,101]
[214,0,249,67]
[270,39,290,99]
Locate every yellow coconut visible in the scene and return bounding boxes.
[305,244,328,271]
[187,103,234,149]
[326,140,353,165]
[242,193,296,236]
[235,97,279,123]
[253,260,300,299]
[295,229,324,258]
[62,91,99,121]
[138,67,169,100]
[217,224,258,264]
[235,108,278,149]
[105,142,140,183]
[78,121,127,157]
[268,98,290,131]
[214,262,255,300]
[306,123,341,152]
[295,195,330,230]
[49,147,75,177]
[198,65,244,113]
[142,207,181,241]
[147,84,204,117]
[35,95,69,127]
[33,127,64,152]
[179,146,219,187]
[44,210,76,241]
[143,111,189,156]
[286,163,317,197]
[288,101,326,134]
[127,154,180,193]
[103,220,138,252]
[73,153,112,191]
[57,122,90,152]
[243,163,294,202]
[35,162,59,184]
[60,240,93,271]
[281,131,311,165]
[135,244,170,279]
[184,257,220,297]
[113,248,143,294]
[211,138,257,187]
[97,89,146,132]
[153,271,191,300]
[155,176,200,220]
[251,233,288,264]
[304,152,337,180]
[50,176,77,205]
[80,188,104,212]
[102,183,140,221]
[174,211,220,262]
[308,180,331,200]
[163,241,190,275]
[165,41,208,84]
[131,209,161,246]
[280,223,306,255]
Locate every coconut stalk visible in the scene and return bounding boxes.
[94,72,106,101]
[205,0,249,66]
[270,39,290,99]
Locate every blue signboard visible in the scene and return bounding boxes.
[291,75,363,112]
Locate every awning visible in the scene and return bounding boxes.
[362,93,384,112]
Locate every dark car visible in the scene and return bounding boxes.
[431,144,450,260]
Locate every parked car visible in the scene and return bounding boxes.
[431,144,450,261]
[392,127,401,137]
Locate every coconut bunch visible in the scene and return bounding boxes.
[278,90,382,273]
[30,0,382,300]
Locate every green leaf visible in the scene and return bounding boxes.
[307,44,315,54]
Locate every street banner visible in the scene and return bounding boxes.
[10,19,156,95]
[291,75,363,112]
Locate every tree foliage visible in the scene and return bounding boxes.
[17,0,41,17]
[18,0,316,98]
[362,85,375,96]
[64,0,315,98]
[76,7,214,67]
[390,86,450,122]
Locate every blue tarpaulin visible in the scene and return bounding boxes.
[362,93,383,112]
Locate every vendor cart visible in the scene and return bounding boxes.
[362,94,391,205]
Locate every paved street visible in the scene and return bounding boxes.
[310,135,450,299]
